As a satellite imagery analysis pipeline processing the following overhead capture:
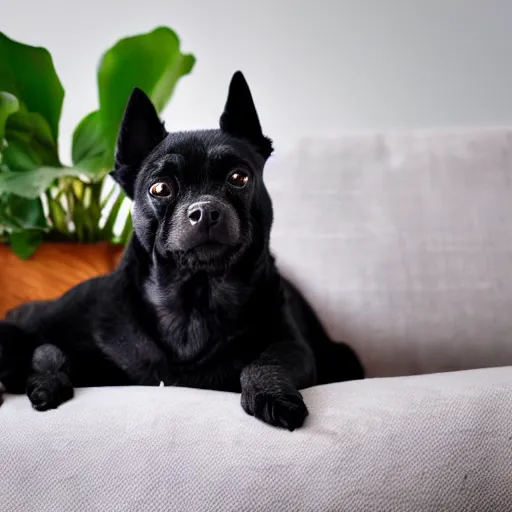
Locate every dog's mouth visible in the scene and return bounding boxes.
[182,231,237,252]
[174,223,242,253]
[193,240,230,254]
[169,239,245,274]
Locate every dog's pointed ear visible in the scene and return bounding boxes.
[219,71,273,159]
[110,88,167,198]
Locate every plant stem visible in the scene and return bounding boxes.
[100,184,116,209]
[46,189,71,237]
[44,173,119,245]
[90,181,104,241]
[45,190,59,229]
[119,212,133,245]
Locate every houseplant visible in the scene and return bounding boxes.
[0,28,195,315]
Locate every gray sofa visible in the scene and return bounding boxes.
[2,128,512,511]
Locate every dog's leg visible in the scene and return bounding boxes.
[26,344,74,411]
[0,321,36,397]
[240,341,315,431]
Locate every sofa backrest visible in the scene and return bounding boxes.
[266,128,512,377]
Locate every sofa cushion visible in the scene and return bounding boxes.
[1,367,511,511]
[267,128,512,376]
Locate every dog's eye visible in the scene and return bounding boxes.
[149,182,173,198]
[227,171,249,188]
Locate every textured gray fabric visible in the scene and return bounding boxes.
[266,128,512,377]
[1,367,511,512]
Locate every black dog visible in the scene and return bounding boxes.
[0,72,363,430]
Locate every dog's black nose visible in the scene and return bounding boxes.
[187,202,222,227]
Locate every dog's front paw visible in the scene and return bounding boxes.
[0,381,5,406]
[26,372,74,411]
[241,388,308,431]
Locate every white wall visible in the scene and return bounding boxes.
[3,0,512,160]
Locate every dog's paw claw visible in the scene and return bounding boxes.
[242,390,308,431]
[26,373,74,412]
[29,387,53,411]
[271,395,308,431]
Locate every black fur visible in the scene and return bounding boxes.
[0,71,364,430]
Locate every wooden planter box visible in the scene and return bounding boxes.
[0,243,124,318]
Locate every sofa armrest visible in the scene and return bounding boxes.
[1,367,511,511]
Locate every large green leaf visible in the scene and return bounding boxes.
[9,230,43,259]
[71,110,107,172]
[3,109,60,171]
[0,194,47,231]
[0,32,64,141]
[0,91,19,142]
[0,167,88,199]
[72,26,195,173]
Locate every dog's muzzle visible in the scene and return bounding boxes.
[168,196,241,251]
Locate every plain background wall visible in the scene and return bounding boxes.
[3,0,512,160]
